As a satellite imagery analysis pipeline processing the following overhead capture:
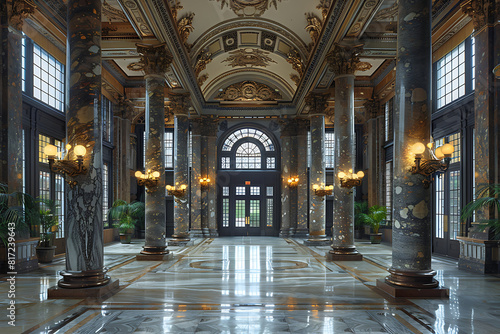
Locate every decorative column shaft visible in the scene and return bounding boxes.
[112,101,132,203]
[133,43,172,257]
[383,0,439,290]
[204,117,219,237]
[365,99,383,207]
[327,43,362,260]
[280,120,292,237]
[295,119,309,237]
[190,120,202,237]
[58,0,109,288]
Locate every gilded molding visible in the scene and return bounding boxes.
[216,81,282,101]
[167,0,183,22]
[198,73,209,86]
[290,74,300,86]
[129,43,173,76]
[177,13,195,44]
[316,0,332,21]
[222,48,276,68]
[102,0,127,22]
[346,0,381,38]
[286,49,305,77]
[305,13,322,47]
[461,0,497,30]
[211,0,282,17]
[195,51,212,77]
[10,0,36,31]
[326,43,363,76]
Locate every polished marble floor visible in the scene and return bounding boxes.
[1,237,500,333]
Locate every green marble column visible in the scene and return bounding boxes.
[295,119,309,238]
[190,119,202,237]
[280,121,292,237]
[112,100,132,203]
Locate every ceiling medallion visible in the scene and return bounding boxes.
[222,48,276,68]
[216,81,282,101]
[211,0,282,17]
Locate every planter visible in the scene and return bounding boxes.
[36,245,56,263]
[370,233,383,244]
[119,233,132,244]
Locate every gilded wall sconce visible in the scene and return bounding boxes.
[410,142,454,188]
[44,143,87,188]
[199,177,211,189]
[166,184,187,198]
[313,184,333,197]
[287,177,299,188]
[338,169,364,189]
[135,169,160,192]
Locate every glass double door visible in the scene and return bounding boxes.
[218,172,279,236]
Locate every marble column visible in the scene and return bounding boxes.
[306,114,329,245]
[326,43,362,260]
[377,0,446,295]
[365,99,384,207]
[0,4,30,193]
[204,117,219,237]
[112,101,132,203]
[295,119,309,238]
[280,120,292,237]
[462,1,500,216]
[53,0,113,291]
[171,112,191,243]
[190,119,202,237]
[134,44,172,258]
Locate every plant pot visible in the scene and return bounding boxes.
[370,233,383,244]
[119,233,132,244]
[36,245,56,263]
[354,229,363,239]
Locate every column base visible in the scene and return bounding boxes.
[326,252,363,261]
[279,229,290,237]
[292,228,309,238]
[385,268,439,289]
[168,234,194,246]
[376,279,449,298]
[209,229,219,237]
[140,246,169,255]
[57,268,111,289]
[189,229,205,238]
[304,237,330,246]
[48,278,119,299]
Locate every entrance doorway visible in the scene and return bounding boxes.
[217,126,280,236]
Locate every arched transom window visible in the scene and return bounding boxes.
[220,127,277,170]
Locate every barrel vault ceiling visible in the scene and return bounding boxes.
[30,0,467,118]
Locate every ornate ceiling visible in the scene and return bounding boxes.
[28,0,468,117]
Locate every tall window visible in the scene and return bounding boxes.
[22,35,26,92]
[325,131,335,168]
[385,161,393,225]
[471,37,475,90]
[103,163,109,228]
[235,142,261,169]
[102,96,113,142]
[33,43,65,112]
[165,131,174,168]
[385,98,394,142]
[436,42,466,109]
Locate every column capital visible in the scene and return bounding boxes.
[326,43,363,76]
[167,92,191,115]
[192,115,219,137]
[278,119,296,137]
[128,43,173,76]
[304,92,330,115]
[364,98,382,119]
[461,0,497,30]
[9,0,36,31]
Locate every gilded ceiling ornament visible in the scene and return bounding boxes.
[290,74,300,86]
[316,0,332,21]
[215,81,282,101]
[222,48,276,68]
[305,13,322,46]
[168,0,184,22]
[304,92,330,114]
[357,62,373,72]
[102,0,127,22]
[461,0,496,30]
[198,73,209,86]
[211,0,282,17]
[10,0,36,31]
[167,92,191,114]
[326,43,363,76]
[286,49,304,77]
[128,43,173,75]
[195,51,212,77]
[177,13,195,44]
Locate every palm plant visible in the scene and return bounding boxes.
[354,201,368,230]
[358,204,386,234]
[108,200,145,234]
[37,199,59,247]
[461,184,500,240]
[0,184,37,246]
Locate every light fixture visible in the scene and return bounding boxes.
[44,143,87,188]
[410,141,454,187]
[312,184,333,198]
[287,177,299,188]
[166,184,187,199]
[338,169,364,189]
[199,177,211,189]
[135,169,160,192]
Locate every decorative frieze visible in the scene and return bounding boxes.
[461,0,497,30]
[128,43,173,76]
[215,81,282,101]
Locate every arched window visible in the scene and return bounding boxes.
[236,142,261,169]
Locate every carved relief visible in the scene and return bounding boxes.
[10,0,36,31]
[305,13,322,47]
[317,0,332,21]
[195,51,212,77]
[128,43,173,75]
[177,13,195,44]
[222,48,276,68]
[461,0,497,30]
[216,81,282,101]
[211,0,282,17]
[304,92,330,114]
[326,43,363,76]
[167,92,191,114]
[102,0,127,22]
[167,0,183,22]
[197,73,209,86]
[286,49,305,77]
[357,62,373,72]
[290,74,300,86]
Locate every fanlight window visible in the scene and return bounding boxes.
[222,128,274,152]
[235,142,261,169]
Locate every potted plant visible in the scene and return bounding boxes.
[354,201,368,239]
[358,204,387,244]
[461,184,500,240]
[35,199,59,263]
[108,199,145,244]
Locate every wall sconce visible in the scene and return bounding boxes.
[135,169,160,192]
[338,169,364,189]
[199,177,211,189]
[166,184,187,198]
[410,142,454,188]
[312,184,333,197]
[287,177,299,188]
[44,144,87,188]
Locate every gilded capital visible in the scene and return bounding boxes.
[167,92,191,115]
[129,43,173,76]
[304,92,330,115]
[10,0,36,31]
[326,43,363,76]
[195,115,219,137]
[461,0,497,30]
